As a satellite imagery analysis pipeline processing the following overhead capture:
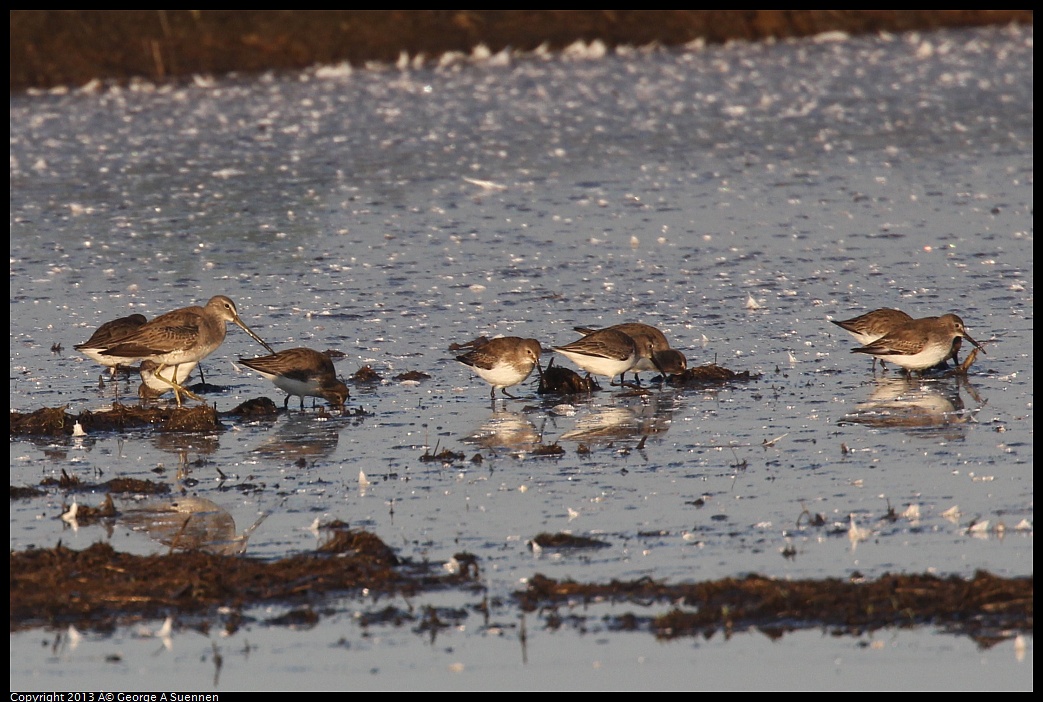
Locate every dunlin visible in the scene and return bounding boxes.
[832,308,913,370]
[574,322,687,383]
[831,308,913,346]
[138,360,199,400]
[946,337,964,367]
[239,347,349,409]
[852,313,985,373]
[101,295,274,407]
[651,348,689,376]
[74,313,148,377]
[456,336,543,399]
[553,328,643,386]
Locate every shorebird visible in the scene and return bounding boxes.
[651,348,689,376]
[239,347,349,410]
[74,313,148,378]
[554,327,648,386]
[101,295,273,406]
[574,322,687,383]
[138,360,199,400]
[831,308,913,370]
[851,313,985,374]
[456,336,543,399]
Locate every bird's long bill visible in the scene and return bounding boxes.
[963,332,986,355]
[234,318,276,354]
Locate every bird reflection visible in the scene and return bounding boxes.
[149,431,222,480]
[840,375,981,439]
[119,496,269,555]
[150,431,221,458]
[463,409,542,451]
[251,412,342,463]
[558,392,674,445]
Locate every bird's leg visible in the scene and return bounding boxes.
[615,374,643,390]
[154,363,203,406]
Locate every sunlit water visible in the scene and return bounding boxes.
[10,25,1032,690]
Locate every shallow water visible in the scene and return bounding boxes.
[10,25,1033,690]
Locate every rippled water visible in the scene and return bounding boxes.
[10,25,1032,690]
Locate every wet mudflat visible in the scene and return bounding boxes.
[13,359,1026,645]
[10,539,1030,645]
[10,23,1033,691]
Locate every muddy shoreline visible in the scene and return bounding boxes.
[11,536,1032,647]
[10,10,1032,91]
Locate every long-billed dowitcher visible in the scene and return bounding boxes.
[239,347,349,410]
[851,313,985,373]
[74,313,148,377]
[574,322,687,383]
[554,327,648,386]
[102,295,273,406]
[455,336,543,399]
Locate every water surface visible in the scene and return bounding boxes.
[10,24,1033,690]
